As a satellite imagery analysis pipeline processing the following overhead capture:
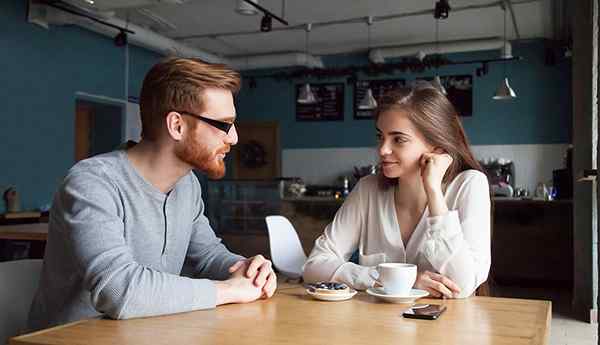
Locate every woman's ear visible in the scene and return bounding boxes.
[165,111,185,141]
[432,147,446,154]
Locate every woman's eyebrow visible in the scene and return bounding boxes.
[388,130,411,138]
[375,127,411,138]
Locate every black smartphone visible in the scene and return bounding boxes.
[402,304,447,320]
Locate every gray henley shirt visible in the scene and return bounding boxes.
[28,149,242,330]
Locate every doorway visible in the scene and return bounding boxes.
[74,99,125,162]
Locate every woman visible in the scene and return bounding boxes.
[302,82,491,298]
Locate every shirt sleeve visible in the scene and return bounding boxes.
[57,169,221,320]
[302,179,376,290]
[421,171,491,297]
[185,194,244,281]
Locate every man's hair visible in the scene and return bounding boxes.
[139,57,241,140]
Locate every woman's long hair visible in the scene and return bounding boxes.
[375,81,483,189]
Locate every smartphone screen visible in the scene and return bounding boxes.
[402,304,447,320]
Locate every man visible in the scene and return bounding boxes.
[28,57,277,330]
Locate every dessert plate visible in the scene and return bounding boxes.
[306,288,357,301]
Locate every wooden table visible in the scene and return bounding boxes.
[11,285,551,345]
[0,223,48,241]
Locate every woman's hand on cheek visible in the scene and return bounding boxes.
[420,151,453,194]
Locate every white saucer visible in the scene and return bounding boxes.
[306,288,357,301]
[366,287,429,304]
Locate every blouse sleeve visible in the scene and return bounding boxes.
[302,178,376,290]
[421,171,491,298]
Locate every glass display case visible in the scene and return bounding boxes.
[205,179,282,236]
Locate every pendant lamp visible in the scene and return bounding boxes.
[297,24,318,104]
[493,6,517,100]
[358,17,378,110]
[433,18,447,95]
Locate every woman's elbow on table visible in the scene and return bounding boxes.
[301,262,320,284]
[302,259,333,284]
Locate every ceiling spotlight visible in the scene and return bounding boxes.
[260,14,272,32]
[235,0,259,16]
[114,31,127,47]
[434,0,451,19]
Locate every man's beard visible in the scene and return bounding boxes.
[175,132,229,179]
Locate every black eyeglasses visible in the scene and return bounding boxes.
[174,110,234,134]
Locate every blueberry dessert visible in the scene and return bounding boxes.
[307,281,350,295]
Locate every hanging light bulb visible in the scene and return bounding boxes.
[358,17,378,110]
[297,24,318,104]
[493,6,517,100]
[433,18,447,95]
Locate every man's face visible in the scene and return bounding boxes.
[174,88,238,179]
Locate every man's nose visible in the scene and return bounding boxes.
[225,124,238,145]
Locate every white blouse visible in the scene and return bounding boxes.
[302,170,491,298]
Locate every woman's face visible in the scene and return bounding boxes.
[376,109,434,180]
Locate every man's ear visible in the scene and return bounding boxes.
[165,111,185,141]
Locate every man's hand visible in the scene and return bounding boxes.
[228,255,277,299]
[414,271,461,298]
[214,274,262,305]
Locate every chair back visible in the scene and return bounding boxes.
[265,216,307,279]
[0,259,43,344]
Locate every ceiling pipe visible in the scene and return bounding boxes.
[41,3,322,70]
[369,37,508,63]
[229,52,324,70]
[42,4,223,63]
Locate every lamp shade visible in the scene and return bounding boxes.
[433,76,447,95]
[493,77,517,100]
[358,88,378,110]
[297,83,317,104]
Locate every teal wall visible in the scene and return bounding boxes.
[0,0,572,212]
[0,1,163,212]
[236,40,572,149]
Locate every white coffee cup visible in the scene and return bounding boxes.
[369,263,417,296]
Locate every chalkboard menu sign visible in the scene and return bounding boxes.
[296,83,344,121]
[354,79,406,119]
[417,75,473,117]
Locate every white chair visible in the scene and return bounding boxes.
[0,259,43,345]
[265,216,307,279]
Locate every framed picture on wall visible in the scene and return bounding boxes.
[295,83,344,121]
[354,79,406,119]
[417,75,473,117]
[232,121,280,180]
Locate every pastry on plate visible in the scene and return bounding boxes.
[306,282,350,295]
